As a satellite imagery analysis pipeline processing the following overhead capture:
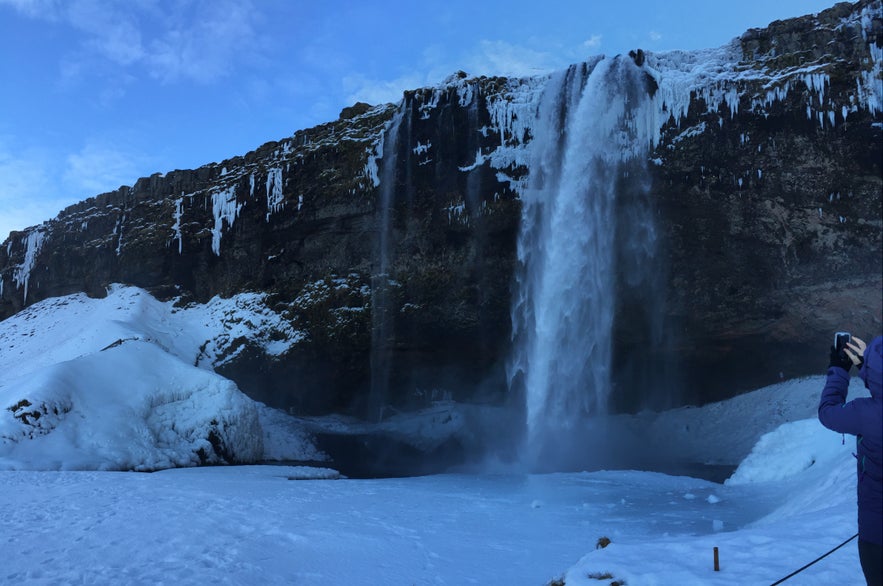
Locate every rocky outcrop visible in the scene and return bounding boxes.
[0,1,880,417]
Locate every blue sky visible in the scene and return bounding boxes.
[0,0,840,240]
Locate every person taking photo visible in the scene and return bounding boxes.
[819,334,883,585]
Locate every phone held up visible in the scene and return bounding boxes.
[835,332,852,355]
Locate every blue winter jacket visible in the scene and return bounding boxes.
[818,335,883,545]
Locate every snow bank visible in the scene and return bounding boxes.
[726,418,851,485]
[561,404,864,585]
[623,375,869,466]
[0,341,263,471]
[725,414,860,532]
[0,286,323,470]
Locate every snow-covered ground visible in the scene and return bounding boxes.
[0,411,867,585]
[0,286,871,584]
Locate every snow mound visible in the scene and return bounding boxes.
[0,286,327,470]
[0,340,263,471]
[725,418,851,485]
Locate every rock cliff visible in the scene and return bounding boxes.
[0,0,880,418]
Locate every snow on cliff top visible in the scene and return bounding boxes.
[0,284,304,377]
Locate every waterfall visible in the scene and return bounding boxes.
[508,56,661,469]
[369,103,406,422]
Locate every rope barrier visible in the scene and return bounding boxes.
[769,533,859,585]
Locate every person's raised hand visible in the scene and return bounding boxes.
[845,336,867,369]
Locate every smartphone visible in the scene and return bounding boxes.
[835,332,851,351]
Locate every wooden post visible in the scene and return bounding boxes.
[714,547,720,571]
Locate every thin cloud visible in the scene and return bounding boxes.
[466,40,559,77]
[145,0,261,84]
[63,143,143,196]
[0,0,63,19]
[65,0,146,66]
[343,73,424,108]
[340,37,578,111]
[0,141,76,238]
[1,0,262,85]
[583,35,603,50]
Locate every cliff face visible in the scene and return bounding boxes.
[1,1,880,416]
[644,0,882,406]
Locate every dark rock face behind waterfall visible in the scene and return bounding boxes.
[639,0,883,407]
[0,1,880,418]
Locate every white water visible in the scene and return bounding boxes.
[509,57,661,468]
[369,104,406,421]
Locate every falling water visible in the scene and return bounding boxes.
[508,56,660,469]
[369,103,406,422]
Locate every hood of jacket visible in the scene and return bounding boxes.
[860,335,883,399]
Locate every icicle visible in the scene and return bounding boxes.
[115,214,126,256]
[265,168,284,221]
[12,229,46,304]
[211,185,243,256]
[171,195,184,254]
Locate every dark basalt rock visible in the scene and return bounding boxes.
[0,1,880,418]
[339,102,374,120]
[629,48,646,67]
